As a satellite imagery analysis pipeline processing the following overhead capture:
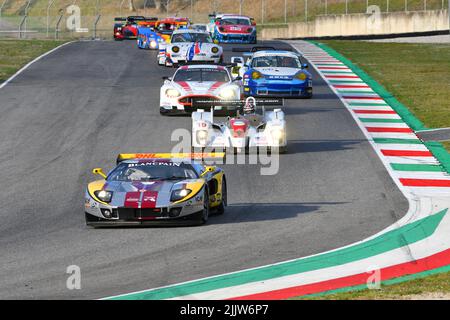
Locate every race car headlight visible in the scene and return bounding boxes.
[165,88,181,98]
[196,130,208,145]
[219,87,235,100]
[150,40,157,48]
[172,46,180,53]
[295,72,307,81]
[171,188,192,202]
[94,190,113,203]
[211,46,219,54]
[252,71,264,80]
[247,28,254,33]
[271,128,284,142]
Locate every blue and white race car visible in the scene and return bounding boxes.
[234,49,313,98]
[212,14,257,44]
[137,26,165,50]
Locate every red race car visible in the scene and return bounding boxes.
[114,16,158,40]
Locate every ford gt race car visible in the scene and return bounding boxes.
[85,153,227,227]
[160,64,241,115]
[234,48,313,98]
[192,97,287,153]
[212,14,257,44]
[158,29,223,67]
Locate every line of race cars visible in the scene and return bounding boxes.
[84,14,314,227]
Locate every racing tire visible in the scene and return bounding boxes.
[160,107,172,115]
[194,188,210,225]
[279,146,288,154]
[216,177,227,215]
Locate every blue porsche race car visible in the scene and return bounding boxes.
[233,48,313,98]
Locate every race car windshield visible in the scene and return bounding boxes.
[108,162,198,182]
[171,33,212,43]
[193,25,207,32]
[174,68,230,82]
[220,18,251,26]
[251,56,301,68]
[158,23,175,31]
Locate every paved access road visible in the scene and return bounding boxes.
[0,40,407,299]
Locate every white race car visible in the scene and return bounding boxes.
[192,97,287,153]
[160,64,242,115]
[157,29,223,67]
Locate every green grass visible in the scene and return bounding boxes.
[0,39,67,83]
[295,270,450,300]
[320,41,450,129]
[442,141,450,153]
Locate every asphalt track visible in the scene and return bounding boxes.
[0,40,407,299]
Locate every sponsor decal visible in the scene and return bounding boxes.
[127,162,181,167]
[141,191,158,208]
[124,192,141,208]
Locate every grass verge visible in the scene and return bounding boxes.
[319,41,450,129]
[0,39,67,83]
[443,141,450,153]
[296,270,450,300]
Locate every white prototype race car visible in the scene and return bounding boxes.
[157,29,223,67]
[191,97,287,153]
[160,64,242,115]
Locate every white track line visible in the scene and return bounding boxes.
[0,41,75,90]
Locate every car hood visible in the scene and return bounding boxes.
[255,67,300,77]
[173,81,229,95]
[101,179,202,208]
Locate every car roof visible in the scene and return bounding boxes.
[251,50,299,58]
[121,158,195,165]
[172,29,209,34]
[220,15,251,19]
[177,64,227,71]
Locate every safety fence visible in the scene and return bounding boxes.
[0,0,448,39]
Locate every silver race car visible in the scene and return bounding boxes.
[192,97,287,153]
[159,64,241,115]
[158,29,223,67]
[84,153,227,227]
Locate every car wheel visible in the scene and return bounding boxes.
[216,178,227,215]
[198,188,210,225]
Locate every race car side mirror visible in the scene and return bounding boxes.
[200,166,216,177]
[233,76,242,81]
[92,168,107,179]
[302,63,309,69]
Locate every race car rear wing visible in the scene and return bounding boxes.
[114,17,127,22]
[177,61,237,68]
[116,153,226,164]
[232,46,276,53]
[232,46,295,53]
[194,97,284,108]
